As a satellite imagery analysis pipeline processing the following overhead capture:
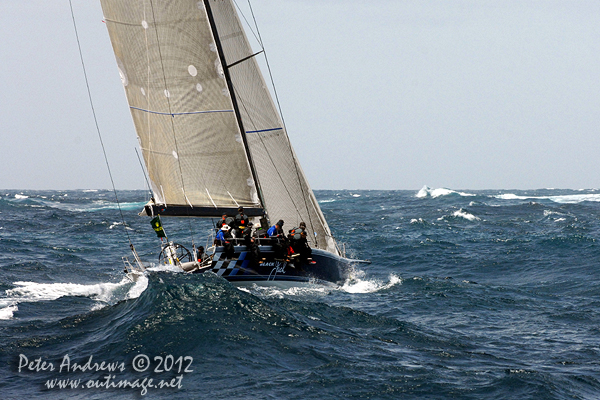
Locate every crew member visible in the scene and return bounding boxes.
[215,224,234,258]
[216,214,234,233]
[289,222,311,263]
[234,206,249,238]
[267,220,284,237]
[267,220,286,259]
[216,214,227,230]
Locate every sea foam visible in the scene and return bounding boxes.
[416,186,476,199]
[0,277,147,319]
[340,270,402,294]
[496,193,600,204]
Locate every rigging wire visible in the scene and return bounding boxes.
[68,0,133,246]
[135,147,153,198]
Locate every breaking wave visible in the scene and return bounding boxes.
[0,277,147,320]
[496,192,600,204]
[416,185,476,199]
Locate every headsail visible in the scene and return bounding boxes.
[100,0,262,215]
[101,0,339,255]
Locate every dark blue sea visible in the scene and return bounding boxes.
[1,188,600,399]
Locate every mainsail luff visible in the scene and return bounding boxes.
[202,0,267,215]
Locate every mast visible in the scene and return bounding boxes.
[203,0,267,220]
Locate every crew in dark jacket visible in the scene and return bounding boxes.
[289,222,311,263]
[267,220,286,259]
[233,207,249,238]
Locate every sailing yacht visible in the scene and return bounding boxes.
[100,0,357,286]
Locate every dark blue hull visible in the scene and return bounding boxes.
[195,245,353,287]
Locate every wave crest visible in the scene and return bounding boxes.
[416,185,476,199]
[0,277,147,320]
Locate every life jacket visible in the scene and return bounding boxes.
[290,227,304,240]
[236,213,248,228]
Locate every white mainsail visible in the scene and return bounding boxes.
[100,0,339,254]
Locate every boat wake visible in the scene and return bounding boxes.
[340,269,402,293]
[235,266,401,297]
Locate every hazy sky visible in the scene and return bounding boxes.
[2,1,600,190]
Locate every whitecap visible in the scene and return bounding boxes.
[6,279,131,303]
[452,209,480,221]
[416,185,431,198]
[431,188,459,198]
[0,305,18,320]
[340,270,401,294]
[126,275,148,299]
[543,210,561,217]
[495,193,600,204]
[1,277,146,317]
[108,222,134,231]
[495,193,529,201]
[416,185,476,199]
[550,194,600,204]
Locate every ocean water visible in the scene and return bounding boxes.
[1,188,600,399]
